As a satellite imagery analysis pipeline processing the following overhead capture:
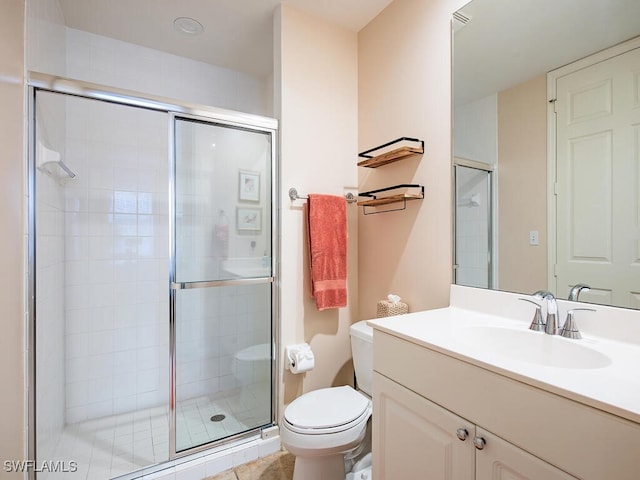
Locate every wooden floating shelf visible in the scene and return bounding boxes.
[357,184,424,215]
[357,146,424,168]
[357,193,423,207]
[358,137,424,168]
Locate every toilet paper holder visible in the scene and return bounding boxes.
[285,343,315,373]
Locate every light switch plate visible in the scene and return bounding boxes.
[529,230,539,246]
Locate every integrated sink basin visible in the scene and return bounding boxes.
[458,326,612,369]
[368,286,640,426]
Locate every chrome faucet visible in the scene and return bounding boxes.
[527,290,595,339]
[533,290,559,335]
[568,284,590,301]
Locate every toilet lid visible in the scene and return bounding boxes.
[284,386,370,430]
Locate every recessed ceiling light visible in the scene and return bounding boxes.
[173,17,204,35]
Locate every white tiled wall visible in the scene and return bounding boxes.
[60,95,170,423]
[28,0,271,119]
[31,0,68,465]
[35,143,67,466]
[58,97,273,427]
[65,28,271,117]
[28,0,66,78]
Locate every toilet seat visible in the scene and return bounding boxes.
[284,386,371,435]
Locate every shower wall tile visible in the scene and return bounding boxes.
[35,166,67,464]
[65,28,271,117]
[64,99,170,424]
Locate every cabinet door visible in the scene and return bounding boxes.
[373,372,475,479]
[475,428,578,480]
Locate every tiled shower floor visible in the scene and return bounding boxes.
[44,384,270,479]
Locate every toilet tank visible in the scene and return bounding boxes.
[350,320,374,396]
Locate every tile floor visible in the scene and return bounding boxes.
[204,451,294,480]
[42,406,169,480]
[176,383,270,452]
[41,384,270,479]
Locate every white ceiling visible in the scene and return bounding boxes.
[56,0,640,97]
[57,0,394,78]
[454,0,640,106]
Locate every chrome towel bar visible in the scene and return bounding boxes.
[288,187,357,204]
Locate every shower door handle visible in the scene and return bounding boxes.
[171,277,273,290]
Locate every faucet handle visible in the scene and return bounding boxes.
[560,308,595,340]
[519,298,545,332]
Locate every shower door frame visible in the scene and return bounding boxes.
[27,72,280,478]
[169,112,278,457]
[452,157,495,289]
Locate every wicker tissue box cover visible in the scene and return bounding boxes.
[376,300,408,318]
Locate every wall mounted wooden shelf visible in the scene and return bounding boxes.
[358,184,424,215]
[358,137,424,168]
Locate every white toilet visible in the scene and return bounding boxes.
[281,320,374,480]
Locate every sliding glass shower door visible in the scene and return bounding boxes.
[31,79,277,479]
[33,89,171,479]
[172,117,274,452]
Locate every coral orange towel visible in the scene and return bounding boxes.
[307,194,347,310]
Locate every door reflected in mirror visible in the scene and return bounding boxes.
[452,0,640,309]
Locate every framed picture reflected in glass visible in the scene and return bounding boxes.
[236,207,261,231]
[238,170,260,202]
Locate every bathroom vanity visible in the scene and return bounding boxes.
[368,286,640,479]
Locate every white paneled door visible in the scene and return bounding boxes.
[554,46,640,308]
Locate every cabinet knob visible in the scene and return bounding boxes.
[456,428,468,441]
[473,436,486,450]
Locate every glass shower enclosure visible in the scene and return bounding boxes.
[29,76,277,479]
[453,162,494,289]
[172,118,274,453]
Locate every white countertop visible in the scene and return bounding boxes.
[368,290,640,424]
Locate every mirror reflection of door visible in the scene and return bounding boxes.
[454,161,494,289]
[453,0,640,310]
[552,44,640,308]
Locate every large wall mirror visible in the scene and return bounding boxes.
[453,0,640,309]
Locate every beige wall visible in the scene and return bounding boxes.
[497,74,547,293]
[0,0,26,476]
[275,5,359,409]
[357,0,468,317]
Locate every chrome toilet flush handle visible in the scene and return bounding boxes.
[519,298,545,332]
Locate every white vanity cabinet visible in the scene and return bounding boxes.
[474,428,576,480]
[373,371,475,478]
[374,372,576,479]
[372,329,640,480]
